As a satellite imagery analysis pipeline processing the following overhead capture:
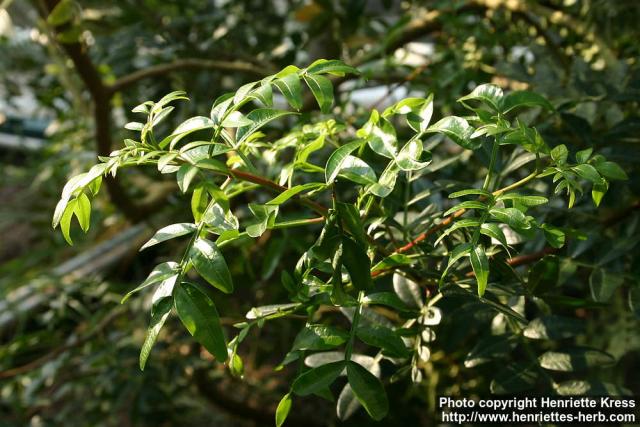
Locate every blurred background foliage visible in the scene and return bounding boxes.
[1,0,639,426]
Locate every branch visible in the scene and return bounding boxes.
[109,59,272,93]
[228,169,328,216]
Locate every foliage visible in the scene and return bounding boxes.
[2,1,640,426]
[53,59,629,423]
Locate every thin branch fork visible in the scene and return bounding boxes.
[109,59,271,93]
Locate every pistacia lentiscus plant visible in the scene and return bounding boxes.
[53,60,628,424]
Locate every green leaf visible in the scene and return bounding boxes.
[539,348,616,372]
[189,239,234,293]
[592,181,608,207]
[246,204,278,237]
[479,223,508,248]
[363,292,413,313]
[443,200,488,217]
[52,198,68,229]
[210,93,234,123]
[154,90,189,111]
[500,90,553,114]
[448,188,492,199]
[74,193,91,233]
[60,199,77,245]
[47,0,75,26]
[162,116,215,149]
[356,326,409,358]
[573,164,603,184]
[358,113,397,159]
[121,262,179,303]
[292,361,345,396]
[434,218,482,246]
[368,162,400,197]
[303,73,334,113]
[273,73,303,110]
[202,202,239,233]
[139,297,173,370]
[411,94,434,132]
[275,393,292,427]
[383,97,424,117]
[296,134,325,163]
[140,223,197,251]
[157,152,178,172]
[440,243,473,284]
[523,315,584,340]
[335,202,367,247]
[341,236,373,290]
[325,141,362,183]
[338,156,377,185]
[458,84,504,111]
[151,106,175,127]
[346,361,388,421]
[372,254,413,273]
[464,334,516,368]
[124,122,144,132]
[575,148,593,164]
[177,164,199,193]
[541,224,565,248]
[195,158,228,173]
[470,245,489,296]
[266,183,324,206]
[221,111,253,127]
[307,59,359,76]
[496,193,549,206]
[174,282,228,361]
[590,268,624,302]
[236,109,296,145]
[550,144,568,164]
[248,82,273,107]
[595,161,628,180]
[292,324,349,351]
[396,139,431,171]
[233,81,258,105]
[488,207,530,230]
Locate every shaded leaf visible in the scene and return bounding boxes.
[292,361,345,396]
[346,361,389,421]
[292,324,349,351]
[470,245,489,296]
[140,297,173,370]
[190,238,234,293]
[341,236,373,290]
[174,282,227,361]
[523,315,584,340]
[539,348,616,372]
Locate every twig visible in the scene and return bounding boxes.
[110,59,271,93]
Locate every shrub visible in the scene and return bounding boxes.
[53,60,628,424]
